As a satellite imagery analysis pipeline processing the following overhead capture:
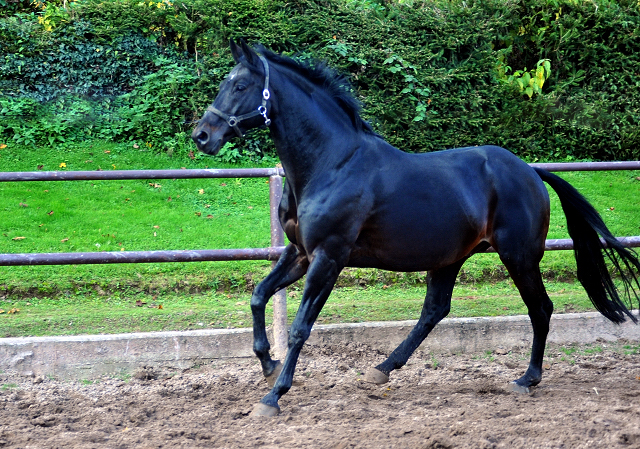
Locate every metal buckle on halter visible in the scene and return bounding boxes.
[263,89,270,101]
[227,116,239,127]
[258,105,271,126]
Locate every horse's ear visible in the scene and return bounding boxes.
[239,39,257,66]
[230,39,242,63]
[229,38,257,66]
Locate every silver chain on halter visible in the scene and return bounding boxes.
[206,55,271,138]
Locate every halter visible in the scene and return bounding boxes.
[206,54,272,138]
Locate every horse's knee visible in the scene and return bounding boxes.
[250,290,267,312]
[288,326,310,349]
[434,303,450,322]
[542,296,554,316]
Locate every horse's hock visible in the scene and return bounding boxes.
[1,312,638,380]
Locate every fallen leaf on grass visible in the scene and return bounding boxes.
[149,183,161,189]
[148,304,163,309]
[19,202,28,207]
[0,144,7,149]
[59,162,66,168]
[188,151,195,160]
[104,150,111,154]
[0,308,20,314]
[206,214,214,219]
[198,189,204,194]
[12,236,26,241]
[194,212,202,216]
[47,211,54,215]
[37,165,44,170]
[153,225,160,229]
[61,238,69,242]
[135,300,147,307]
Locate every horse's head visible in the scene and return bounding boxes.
[192,40,272,155]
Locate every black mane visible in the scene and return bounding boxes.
[257,46,376,135]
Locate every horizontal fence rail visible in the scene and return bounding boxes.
[530,161,640,172]
[3,237,640,267]
[0,167,284,182]
[0,161,639,267]
[0,161,638,184]
[0,248,286,267]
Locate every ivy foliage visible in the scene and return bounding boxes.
[1,0,639,161]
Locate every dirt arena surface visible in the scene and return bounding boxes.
[0,340,638,448]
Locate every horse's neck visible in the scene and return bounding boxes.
[270,76,359,193]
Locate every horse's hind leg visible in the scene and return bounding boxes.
[501,257,553,393]
[251,244,308,383]
[365,259,465,384]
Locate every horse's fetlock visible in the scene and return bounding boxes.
[253,344,270,358]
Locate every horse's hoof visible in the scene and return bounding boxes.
[250,402,280,418]
[363,367,389,384]
[509,381,531,394]
[266,361,283,388]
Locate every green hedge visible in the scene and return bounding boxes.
[1,0,639,161]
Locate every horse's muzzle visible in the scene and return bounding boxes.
[191,124,224,155]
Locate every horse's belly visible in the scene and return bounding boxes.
[348,230,483,272]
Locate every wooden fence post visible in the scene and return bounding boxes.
[269,173,288,360]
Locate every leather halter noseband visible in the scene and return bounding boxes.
[206,55,272,138]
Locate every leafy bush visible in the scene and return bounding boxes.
[1,0,639,161]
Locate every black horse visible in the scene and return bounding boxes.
[192,41,640,416]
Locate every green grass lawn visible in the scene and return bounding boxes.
[0,280,600,337]
[0,140,276,295]
[0,140,639,337]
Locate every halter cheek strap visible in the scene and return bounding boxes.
[206,54,272,138]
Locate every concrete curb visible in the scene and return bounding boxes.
[1,312,638,379]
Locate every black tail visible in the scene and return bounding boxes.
[534,167,640,324]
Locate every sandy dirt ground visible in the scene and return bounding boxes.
[0,340,639,448]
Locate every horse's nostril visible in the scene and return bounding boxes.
[196,131,209,145]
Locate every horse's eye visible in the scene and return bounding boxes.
[235,84,247,92]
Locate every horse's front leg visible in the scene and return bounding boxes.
[251,247,344,417]
[251,243,308,383]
